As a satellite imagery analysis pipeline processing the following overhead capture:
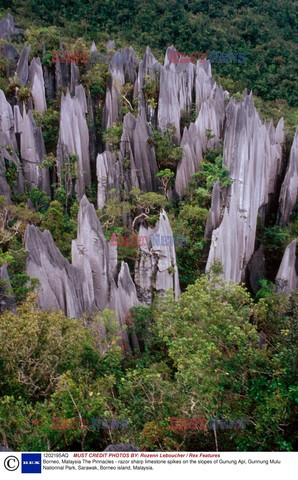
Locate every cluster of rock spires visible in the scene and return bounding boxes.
[24,195,179,348]
[0,15,297,331]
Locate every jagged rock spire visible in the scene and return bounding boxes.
[29,57,47,113]
[14,104,50,194]
[206,94,284,282]
[278,128,298,226]
[135,210,180,303]
[57,86,91,199]
[276,240,297,293]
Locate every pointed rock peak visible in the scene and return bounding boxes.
[77,194,104,236]
[106,40,115,51]
[90,41,97,52]
[276,240,297,293]
[275,117,285,143]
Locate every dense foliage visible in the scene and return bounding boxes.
[2,0,298,106]
[0,0,297,454]
[0,276,296,451]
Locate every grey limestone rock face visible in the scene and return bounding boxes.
[278,128,298,226]
[158,47,196,145]
[0,90,24,201]
[25,225,90,318]
[102,47,138,131]
[24,196,140,347]
[0,14,15,39]
[43,65,55,100]
[0,263,15,312]
[119,112,159,193]
[106,40,115,51]
[0,138,24,203]
[3,43,18,60]
[204,180,222,239]
[57,87,91,199]
[109,261,139,350]
[247,244,266,293]
[96,150,122,210]
[276,240,297,293]
[206,94,284,282]
[72,195,112,311]
[29,57,47,112]
[90,41,97,53]
[97,113,160,210]
[175,63,225,197]
[135,210,180,304]
[55,41,69,90]
[16,46,30,86]
[137,46,161,122]
[70,62,80,95]
[0,89,17,148]
[14,104,50,194]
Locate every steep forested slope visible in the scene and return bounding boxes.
[0,4,297,453]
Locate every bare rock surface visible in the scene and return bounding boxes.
[14,105,50,193]
[25,225,90,318]
[206,94,284,282]
[57,87,91,199]
[0,14,15,39]
[16,46,30,86]
[175,63,225,197]
[0,263,15,312]
[278,128,298,226]
[135,210,180,303]
[29,57,47,112]
[276,240,297,293]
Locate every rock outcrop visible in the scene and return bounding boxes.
[102,47,138,131]
[119,113,159,193]
[72,195,113,311]
[57,86,91,199]
[158,47,195,144]
[0,90,24,201]
[0,263,15,312]
[14,104,50,193]
[278,128,298,226]
[275,240,297,293]
[0,14,15,39]
[29,57,47,112]
[206,93,284,282]
[25,196,143,349]
[16,46,30,86]
[25,224,90,318]
[137,46,161,122]
[135,210,180,303]
[175,62,225,197]
[96,151,122,210]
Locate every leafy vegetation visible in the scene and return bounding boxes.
[148,125,183,169]
[4,0,298,106]
[0,0,297,454]
[0,275,296,451]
